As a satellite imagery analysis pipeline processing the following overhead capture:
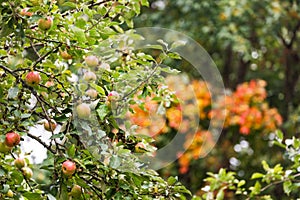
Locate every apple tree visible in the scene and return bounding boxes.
[0,0,191,199]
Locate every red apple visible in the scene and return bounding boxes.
[85,55,99,67]
[76,103,91,119]
[38,17,53,30]
[60,51,72,60]
[85,89,98,99]
[108,91,120,101]
[25,71,41,86]
[15,157,26,169]
[5,132,20,147]
[83,71,97,82]
[70,185,82,198]
[22,167,33,179]
[44,120,57,132]
[62,160,76,176]
[0,142,12,153]
[45,80,55,87]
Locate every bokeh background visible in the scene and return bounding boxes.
[130,0,300,198]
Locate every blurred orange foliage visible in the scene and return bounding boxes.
[128,76,282,174]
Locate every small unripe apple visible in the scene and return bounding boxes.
[60,51,72,60]
[15,157,26,169]
[85,89,98,99]
[6,189,14,198]
[38,17,53,30]
[22,167,33,179]
[85,55,99,67]
[70,185,82,198]
[5,132,21,147]
[0,142,12,153]
[62,160,76,176]
[108,91,120,101]
[45,80,55,87]
[76,103,91,119]
[99,62,110,70]
[44,120,57,132]
[83,71,97,82]
[25,71,41,86]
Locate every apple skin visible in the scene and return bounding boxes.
[22,167,33,179]
[38,17,53,30]
[85,55,99,67]
[108,91,120,101]
[76,103,91,119]
[44,120,57,132]
[45,80,55,87]
[15,157,26,169]
[85,89,98,99]
[61,51,72,60]
[7,189,14,197]
[5,132,21,147]
[83,71,97,82]
[0,142,12,153]
[70,185,82,198]
[20,8,33,17]
[25,71,41,86]
[62,160,76,176]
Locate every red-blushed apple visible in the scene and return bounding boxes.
[45,80,55,87]
[38,17,53,30]
[108,91,120,101]
[25,71,41,86]
[20,8,33,17]
[135,142,147,153]
[44,120,57,132]
[15,157,26,169]
[7,189,13,198]
[22,167,33,179]
[70,184,82,198]
[0,141,12,153]
[60,50,72,60]
[83,71,97,82]
[85,89,98,99]
[62,160,76,176]
[85,55,99,67]
[5,132,20,147]
[76,103,91,119]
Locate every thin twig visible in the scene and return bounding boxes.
[27,132,56,154]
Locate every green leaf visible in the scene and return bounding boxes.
[145,44,163,50]
[160,66,181,74]
[167,176,177,185]
[61,2,77,9]
[216,189,224,200]
[238,180,246,187]
[283,180,292,196]
[275,130,284,142]
[23,192,43,200]
[97,104,109,120]
[109,155,121,168]
[251,173,264,179]
[50,133,64,139]
[8,87,19,99]
[262,160,270,171]
[90,83,105,95]
[141,0,149,7]
[67,144,76,158]
[250,181,261,196]
[71,26,86,43]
